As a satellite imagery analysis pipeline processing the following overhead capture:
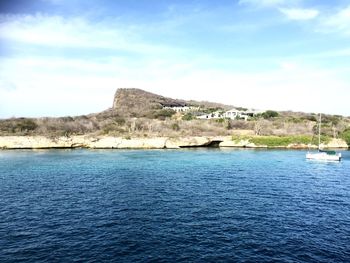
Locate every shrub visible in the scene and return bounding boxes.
[262,110,279,119]
[231,135,330,147]
[202,107,223,114]
[16,119,38,132]
[341,129,350,146]
[236,107,248,111]
[250,136,296,146]
[216,118,225,123]
[226,120,233,130]
[303,115,317,122]
[288,117,303,123]
[60,116,74,122]
[149,109,175,120]
[102,123,116,134]
[114,116,126,125]
[171,123,180,131]
[182,113,194,121]
[322,115,341,125]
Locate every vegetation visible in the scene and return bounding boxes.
[182,113,194,121]
[302,114,317,122]
[261,110,279,119]
[113,88,231,118]
[17,119,38,131]
[171,123,180,131]
[0,89,349,144]
[232,135,331,147]
[322,115,341,125]
[202,107,224,114]
[150,109,175,120]
[0,118,38,135]
[341,129,350,146]
[215,118,225,123]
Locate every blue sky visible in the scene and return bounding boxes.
[1,0,350,117]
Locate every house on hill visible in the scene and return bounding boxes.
[197,108,264,121]
[163,105,199,113]
[197,111,224,120]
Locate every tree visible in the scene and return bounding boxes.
[341,129,350,146]
[262,110,279,119]
[254,120,263,135]
[16,119,38,132]
[171,123,180,131]
[182,113,194,121]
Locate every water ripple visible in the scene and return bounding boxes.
[1,149,350,262]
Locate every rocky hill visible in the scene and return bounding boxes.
[0,88,349,147]
[113,88,187,117]
[112,88,232,117]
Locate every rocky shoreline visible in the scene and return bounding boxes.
[0,136,348,149]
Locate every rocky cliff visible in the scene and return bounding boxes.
[112,88,233,117]
[112,88,187,117]
[0,136,213,149]
[0,136,347,149]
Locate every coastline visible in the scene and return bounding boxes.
[0,136,348,150]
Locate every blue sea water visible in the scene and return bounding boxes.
[0,149,350,262]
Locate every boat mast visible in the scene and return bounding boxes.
[318,113,321,150]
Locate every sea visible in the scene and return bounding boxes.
[1,149,350,262]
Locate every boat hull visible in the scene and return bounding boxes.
[306,152,342,162]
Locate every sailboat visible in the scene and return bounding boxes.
[306,113,342,161]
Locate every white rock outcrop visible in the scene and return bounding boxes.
[0,136,348,149]
[0,136,210,149]
[325,138,349,148]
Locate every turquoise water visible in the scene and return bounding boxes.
[1,149,350,262]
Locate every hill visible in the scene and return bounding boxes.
[0,88,349,146]
[113,88,187,117]
[112,88,232,117]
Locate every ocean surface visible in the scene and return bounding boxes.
[1,149,350,262]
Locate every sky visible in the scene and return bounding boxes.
[0,0,350,118]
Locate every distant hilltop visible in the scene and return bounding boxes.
[112,88,263,121]
[112,88,233,117]
[113,88,187,117]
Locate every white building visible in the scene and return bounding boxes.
[197,111,224,119]
[163,106,199,113]
[197,108,264,121]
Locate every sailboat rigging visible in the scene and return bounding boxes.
[306,113,342,161]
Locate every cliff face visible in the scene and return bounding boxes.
[0,135,213,149]
[113,88,187,117]
[0,136,347,149]
[112,88,233,117]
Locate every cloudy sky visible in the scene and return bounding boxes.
[1,0,350,118]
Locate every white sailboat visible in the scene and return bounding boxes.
[306,114,342,161]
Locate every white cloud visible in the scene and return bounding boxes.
[41,0,67,4]
[238,0,288,7]
[1,55,349,117]
[0,13,194,117]
[0,14,176,55]
[238,0,303,8]
[0,55,201,117]
[279,8,319,20]
[141,65,350,117]
[320,5,350,35]
[1,12,350,117]
[0,57,99,115]
[279,61,298,70]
